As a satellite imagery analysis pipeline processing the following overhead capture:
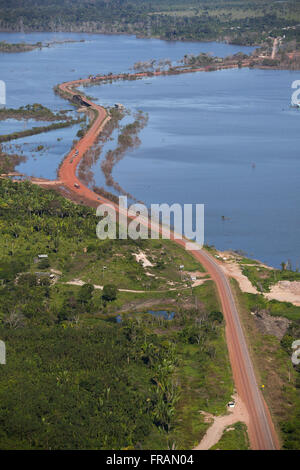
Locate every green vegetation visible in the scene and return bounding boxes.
[1,0,300,46]
[242,265,300,293]
[0,40,42,53]
[0,179,234,449]
[210,422,250,450]
[0,181,202,293]
[0,104,78,173]
[243,292,300,322]
[168,285,234,449]
[0,118,84,144]
[0,323,166,449]
[0,39,85,53]
[0,144,25,174]
[182,51,248,67]
[102,284,118,303]
[253,39,300,69]
[0,104,72,122]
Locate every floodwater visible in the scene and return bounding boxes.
[0,32,299,267]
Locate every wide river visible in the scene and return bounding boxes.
[1,32,300,268]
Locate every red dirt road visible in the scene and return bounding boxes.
[58,79,110,188]
[190,248,280,449]
[56,70,279,450]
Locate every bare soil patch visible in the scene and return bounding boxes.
[251,310,290,339]
[265,281,300,306]
[194,394,250,450]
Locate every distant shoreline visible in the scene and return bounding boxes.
[0,29,258,48]
[0,37,85,53]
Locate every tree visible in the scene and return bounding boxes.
[78,283,94,304]
[58,295,79,322]
[4,310,25,329]
[0,259,27,283]
[18,273,37,287]
[208,311,223,324]
[102,284,117,302]
[281,261,287,272]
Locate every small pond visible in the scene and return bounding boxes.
[115,310,175,323]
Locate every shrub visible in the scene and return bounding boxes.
[208,311,223,323]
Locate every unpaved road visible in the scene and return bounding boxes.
[194,394,249,450]
[271,38,278,59]
[186,248,279,450]
[54,69,279,450]
[65,279,208,293]
[58,79,110,188]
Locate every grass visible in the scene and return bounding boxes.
[2,220,206,295]
[243,292,300,322]
[56,238,205,292]
[153,8,265,20]
[238,256,259,265]
[193,281,220,312]
[166,329,234,449]
[210,422,250,450]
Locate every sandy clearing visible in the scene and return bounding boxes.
[220,260,300,306]
[192,278,210,287]
[133,251,153,268]
[217,253,300,306]
[194,394,250,450]
[182,271,211,287]
[30,178,61,186]
[50,268,62,275]
[265,281,300,306]
[184,271,208,278]
[66,280,142,293]
[219,261,258,295]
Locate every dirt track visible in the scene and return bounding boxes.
[194,394,250,450]
[53,68,280,450]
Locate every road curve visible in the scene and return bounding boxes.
[56,70,279,450]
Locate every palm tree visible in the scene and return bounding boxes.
[281,261,287,272]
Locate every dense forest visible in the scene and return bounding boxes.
[1,0,300,45]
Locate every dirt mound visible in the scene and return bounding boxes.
[252,310,290,339]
